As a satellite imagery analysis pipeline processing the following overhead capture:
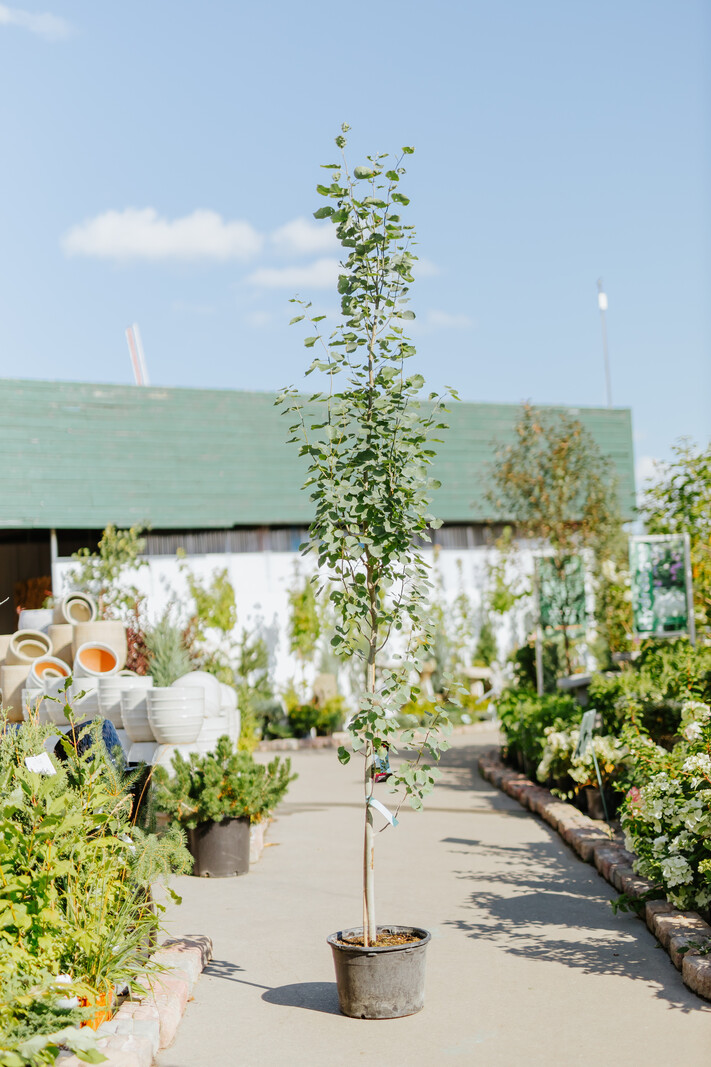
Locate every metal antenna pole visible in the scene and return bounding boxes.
[597,278,612,407]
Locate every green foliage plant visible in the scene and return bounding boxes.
[66,524,147,622]
[144,612,192,688]
[279,127,456,945]
[496,689,581,774]
[642,439,711,633]
[152,737,295,828]
[286,566,321,686]
[0,710,190,1063]
[489,405,626,675]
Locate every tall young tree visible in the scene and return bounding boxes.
[279,127,454,945]
[489,404,628,673]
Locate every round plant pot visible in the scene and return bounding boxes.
[327,926,431,1019]
[187,817,251,877]
[147,690,204,744]
[28,656,71,691]
[18,608,54,633]
[121,690,155,742]
[72,621,127,671]
[53,592,97,626]
[73,642,119,678]
[172,671,222,717]
[6,629,52,665]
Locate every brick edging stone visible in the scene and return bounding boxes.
[57,935,213,1066]
[478,749,711,1002]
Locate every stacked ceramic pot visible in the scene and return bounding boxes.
[171,671,228,754]
[0,589,132,726]
[119,676,156,764]
[99,671,149,756]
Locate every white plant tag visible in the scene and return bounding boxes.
[368,796,398,828]
[25,752,57,776]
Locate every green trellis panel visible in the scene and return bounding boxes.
[0,379,636,531]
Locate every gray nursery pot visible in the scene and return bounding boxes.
[187,817,251,877]
[327,925,431,1019]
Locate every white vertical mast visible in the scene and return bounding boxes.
[597,279,612,407]
[125,323,150,386]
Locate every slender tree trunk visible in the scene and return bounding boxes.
[362,572,378,946]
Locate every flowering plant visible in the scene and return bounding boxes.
[620,700,711,910]
[536,724,629,799]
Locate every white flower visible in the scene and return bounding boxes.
[661,855,693,887]
[683,721,703,741]
[682,754,711,779]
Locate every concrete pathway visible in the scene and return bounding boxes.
[156,728,710,1066]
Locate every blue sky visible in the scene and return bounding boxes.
[1,0,708,484]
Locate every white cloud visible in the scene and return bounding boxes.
[270,216,338,257]
[424,309,475,329]
[62,208,263,262]
[0,4,71,39]
[246,257,341,290]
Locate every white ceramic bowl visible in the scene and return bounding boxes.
[148,705,204,745]
[171,671,222,716]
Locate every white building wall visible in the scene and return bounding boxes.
[54,542,539,693]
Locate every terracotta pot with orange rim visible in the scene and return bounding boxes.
[5,629,52,666]
[28,655,72,692]
[73,642,119,679]
[72,621,127,671]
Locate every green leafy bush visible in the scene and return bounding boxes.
[152,737,296,828]
[588,638,711,742]
[0,713,191,1064]
[497,689,581,772]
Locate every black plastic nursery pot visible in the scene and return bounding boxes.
[187,816,251,877]
[327,926,431,1019]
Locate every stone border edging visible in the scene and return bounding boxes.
[478,749,711,1002]
[57,935,213,1066]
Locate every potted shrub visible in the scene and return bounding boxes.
[279,127,455,1018]
[152,736,295,877]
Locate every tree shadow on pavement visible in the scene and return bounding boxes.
[262,982,341,1015]
[443,835,710,1013]
[435,742,504,795]
[202,959,341,1014]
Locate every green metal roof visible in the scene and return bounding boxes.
[0,378,635,530]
